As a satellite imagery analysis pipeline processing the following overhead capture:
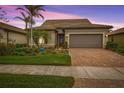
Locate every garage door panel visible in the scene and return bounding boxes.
[69,34,102,48]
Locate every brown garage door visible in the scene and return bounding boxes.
[69,34,103,48]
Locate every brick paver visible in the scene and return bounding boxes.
[69,48,124,67]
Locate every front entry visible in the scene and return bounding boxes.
[58,34,64,47]
[56,29,65,48]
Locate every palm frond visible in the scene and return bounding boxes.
[20,12,27,19]
[37,14,44,19]
[16,7,30,15]
[15,16,25,21]
[16,7,25,11]
[36,6,45,12]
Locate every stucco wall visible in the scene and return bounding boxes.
[0,29,27,44]
[108,33,124,47]
[9,31,27,44]
[48,31,56,45]
[0,29,7,43]
[65,29,109,48]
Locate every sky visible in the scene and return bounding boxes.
[0,5,124,30]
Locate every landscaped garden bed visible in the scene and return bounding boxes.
[106,41,124,56]
[0,73,74,88]
[0,43,71,65]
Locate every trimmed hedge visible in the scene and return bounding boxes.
[106,42,118,51]
[116,47,124,55]
[106,42,124,56]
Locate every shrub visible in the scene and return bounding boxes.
[45,49,56,54]
[32,48,40,53]
[0,43,17,56]
[116,47,124,55]
[106,42,118,51]
[0,43,40,56]
[24,48,32,54]
[8,43,16,48]
[13,48,40,56]
[15,44,27,48]
[12,51,26,56]
[63,42,68,49]
[15,44,22,48]
[0,43,8,56]
[55,49,69,54]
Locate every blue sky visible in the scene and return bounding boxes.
[44,5,124,24]
[0,5,124,29]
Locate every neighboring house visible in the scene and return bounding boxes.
[108,28,124,47]
[35,19,113,48]
[0,22,27,44]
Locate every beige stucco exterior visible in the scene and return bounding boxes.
[0,29,27,44]
[44,28,109,48]
[108,33,124,47]
[39,31,56,47]
[64,29,109,48]
[0,29,7,43]
[47,31,56,46]
[9,31,27,44]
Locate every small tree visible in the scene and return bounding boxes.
[33,30,48,47]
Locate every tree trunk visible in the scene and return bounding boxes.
[30,16,33,48]
[25,22,29,47]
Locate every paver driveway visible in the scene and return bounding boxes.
[69,48,124,67]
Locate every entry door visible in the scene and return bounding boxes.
[58,34,64,47]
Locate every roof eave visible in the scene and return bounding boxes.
[108,32,124,35]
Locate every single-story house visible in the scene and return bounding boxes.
[0,22,27,45]
[108,28,124,47]
[35,19,113,48]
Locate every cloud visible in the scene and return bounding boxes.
[0,6,123,30]
[91,20,124,30]
[0,5,17,10]
[1,10,83,28]
[41,11,83,20]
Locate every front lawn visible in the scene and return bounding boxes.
[0,54,71,66]
[0,73,74,88]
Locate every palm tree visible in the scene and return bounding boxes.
[15,12,35,46]
[16,5,45,47]
[15,12,30,30]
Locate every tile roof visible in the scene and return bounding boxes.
[35,19,113,30]
[108,28,124,35]
[0,22,26,34]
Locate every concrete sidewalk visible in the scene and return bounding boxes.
[0,64,124,80]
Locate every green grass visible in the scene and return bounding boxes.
[0,54,71,65]
[0,73,74,88]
